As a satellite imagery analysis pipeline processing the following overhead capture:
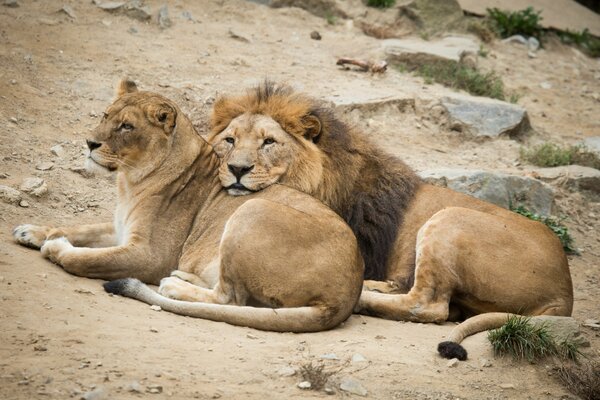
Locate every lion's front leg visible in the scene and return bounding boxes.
[13,222,116,249]
[40,238,165,284]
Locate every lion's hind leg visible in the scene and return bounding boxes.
[158,275,233,303]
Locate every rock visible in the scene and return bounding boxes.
[297,381,311,390]
[384,35,479,66]
[528,37,540,52]
[339,377,367,397]
[440,95,530,139]
[540,81,552,90]
[146,384,162,394]
[583,320,600,330]
[181,10,193,21]
[60,5,76,19]
[157,4,172,29]
[499,383,515,389]
[532,165,600,194]
[94,0,151,21]
[19,200,30,208]
[502,34,528,46]
[0,185,21,204]
[310,31,321,40]
[324,387,335,395]
[36,162,55,171]
[81,387,107,400]
[20,177,48,197]
[93,1,126,11]
[50,144,65,157]
[246,333,258,339]
[479,358,492,368]
[319,353,339,360]
[351,353,367,363]
[3,0,18,7]
[582,137,600,153]
[126,381,143,393]
[420,169,554,216]
[277,366,296,377]
[149,327,158,333]
[150,305,161,311]
[446,358,459,368]
[529,316,580,343]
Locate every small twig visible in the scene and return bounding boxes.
[336,58,387,73]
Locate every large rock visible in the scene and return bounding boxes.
[383,35,479,65]
[531,165,600,194]
[529,316,581,344]
[420,169,554,215]
[440,95,530,139]
[0,185,22,205]
[20,177,48,197]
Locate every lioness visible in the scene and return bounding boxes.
[207,82,573,358]
[13,79,364,332]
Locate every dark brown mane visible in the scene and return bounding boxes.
[211,81,423,281]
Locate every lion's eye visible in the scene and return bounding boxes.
[225,137,235,144]
[263,138,275,145]
[120,123,134,131]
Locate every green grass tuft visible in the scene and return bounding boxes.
[366,0,396,8]
[511,205,576,254]
[558,28,600,58]
[488,315,557,362]
[520,143,600,170]
[487,7,543,41]
[402,62,505,100]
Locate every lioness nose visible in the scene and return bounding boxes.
[228,164,254,180]
[86,140,102,151]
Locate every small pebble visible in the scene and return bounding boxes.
[150,305,161,311]
[297,381,311,390]
[447,358,459,368]
[310,31,321,40]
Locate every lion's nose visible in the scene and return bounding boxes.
[86,140,102,151]
[228,164,254,180]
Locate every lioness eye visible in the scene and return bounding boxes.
[225,137,235,144]
[263,138,275,145]
[120,123,134,130]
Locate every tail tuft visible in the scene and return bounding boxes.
[103,278,141,296]
[437,341,467,361]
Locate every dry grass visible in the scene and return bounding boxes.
[299,361,334,391]
[555,361,600,400]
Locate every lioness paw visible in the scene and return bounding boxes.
[13,224,50,249]
[40,237,73,265]
[159,276,195,300]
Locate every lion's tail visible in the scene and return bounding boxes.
[103,278,342,333]
[437,312,518,361]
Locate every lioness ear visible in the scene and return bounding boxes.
[116,78,138,97]
[147,103,177,135]
[302,114,322,143]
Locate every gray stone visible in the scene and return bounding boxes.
[146,384,162,394]
[19,200,30,208]
[81,387,106,400]
[529,316,580,343]
[499,383,515,390]
[440,95,530,139]
[93,1,126,11]
[319,353,339,360]
[383,35,479,65]
[50,144,65,157]
[339,377,367,397]
[0,185,21,204]
[277,366,296,377]
[297,381,311,390]
[126,381,143,393]
[20,177,48,197]
[157,5,172,29]
[351,353,367,363]
[60,5,76,19]
[3,0,18,7]
[502,35,528,45]
[582,136,600,153]
[36,162,54,171]
[420,169,554,215]
[479,358,492,368]
[531,165,600,194]
[447,358,459,367]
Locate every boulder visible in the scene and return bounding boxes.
[0,185,21,205]
[529,316,581,343]
[440,95,530,139]
[420,169,554,215]
[383,35,479,66]
[531,165,600,194]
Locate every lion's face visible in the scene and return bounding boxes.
[86,80,177,180]
[209,113,323,196]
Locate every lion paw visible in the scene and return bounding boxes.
[13,224,51,249]
[40,237,73,265]
[159,276,198,301]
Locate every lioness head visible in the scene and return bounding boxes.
[208,83,324,196]
[86,79,178,181]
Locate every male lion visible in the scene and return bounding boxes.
[207,82,573,359]
[13,79,364,332]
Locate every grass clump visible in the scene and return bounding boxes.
[299,361,334,391]
[366,0,396,8]
[487,7,544,41]
[559,28,600,58]
[555,361,600,400]
[511,205,576,254]
[408,62,505,100]
[488,315,583,362]
[520,143,600,169]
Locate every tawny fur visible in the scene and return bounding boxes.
[207,82,574,357]
[13,80,364,333]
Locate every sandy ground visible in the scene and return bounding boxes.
[1,1,599,399]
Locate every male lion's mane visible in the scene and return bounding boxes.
[211,82,422,281]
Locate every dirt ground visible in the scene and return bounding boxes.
[1,1,599,399]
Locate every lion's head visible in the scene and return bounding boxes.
[208,83,326,196]
[86,79,178,182]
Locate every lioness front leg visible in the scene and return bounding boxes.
[41,238,166,284]
[14,222,116,249]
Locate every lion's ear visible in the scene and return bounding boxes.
[116,78,138,97]
[147,103,177,135]
[302,114,322,143]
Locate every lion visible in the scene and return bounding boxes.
[12,79,364,332]
[207,82,573,359]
